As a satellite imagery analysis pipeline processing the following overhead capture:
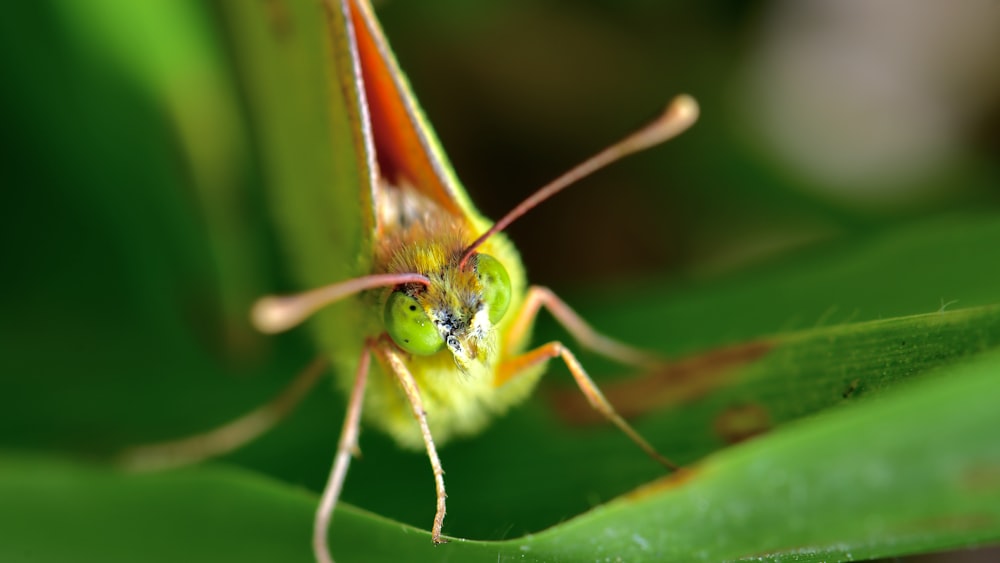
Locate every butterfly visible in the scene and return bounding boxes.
[125,1,697,562]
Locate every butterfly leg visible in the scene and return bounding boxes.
[378,341,449,544]
[503,286,661,368]
[499,286,674,468]
[314,343,372,563]
[497,340,678,471]
[119,356,328,471]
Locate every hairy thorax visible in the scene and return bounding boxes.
[363,181,539,448]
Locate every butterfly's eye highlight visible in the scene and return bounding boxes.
[385,291,445,355]
[475,253,511,324]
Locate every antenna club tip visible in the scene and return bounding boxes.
[668,94,701,122]
[251,296,295,334]
[665,94,700,126]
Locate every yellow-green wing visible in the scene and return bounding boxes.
[221,1,374,364]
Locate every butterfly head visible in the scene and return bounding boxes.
[384,252,511,373]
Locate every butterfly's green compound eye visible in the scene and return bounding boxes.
[385,291,445,355]
[475,253,511,324]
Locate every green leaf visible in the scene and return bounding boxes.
[524,346,1000,562]
[2,345,997,562]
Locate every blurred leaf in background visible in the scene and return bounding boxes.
[0,0,998,561]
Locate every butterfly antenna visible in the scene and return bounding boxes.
[458,94,699,269]
[252,273,431,334]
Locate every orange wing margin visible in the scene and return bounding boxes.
[347,0,464,218]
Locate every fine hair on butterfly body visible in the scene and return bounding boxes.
[121,1,699,562]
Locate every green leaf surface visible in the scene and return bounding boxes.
[2,344,997,562]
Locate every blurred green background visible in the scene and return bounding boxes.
[1,0,999,561]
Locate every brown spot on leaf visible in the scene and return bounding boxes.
[265,0,293,40]
[842,378,861,399]
[896,513,996,534]
[548,340,773,425]
[962,463,1000,493]
[713,403,771,445]
[622,466,700,503]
